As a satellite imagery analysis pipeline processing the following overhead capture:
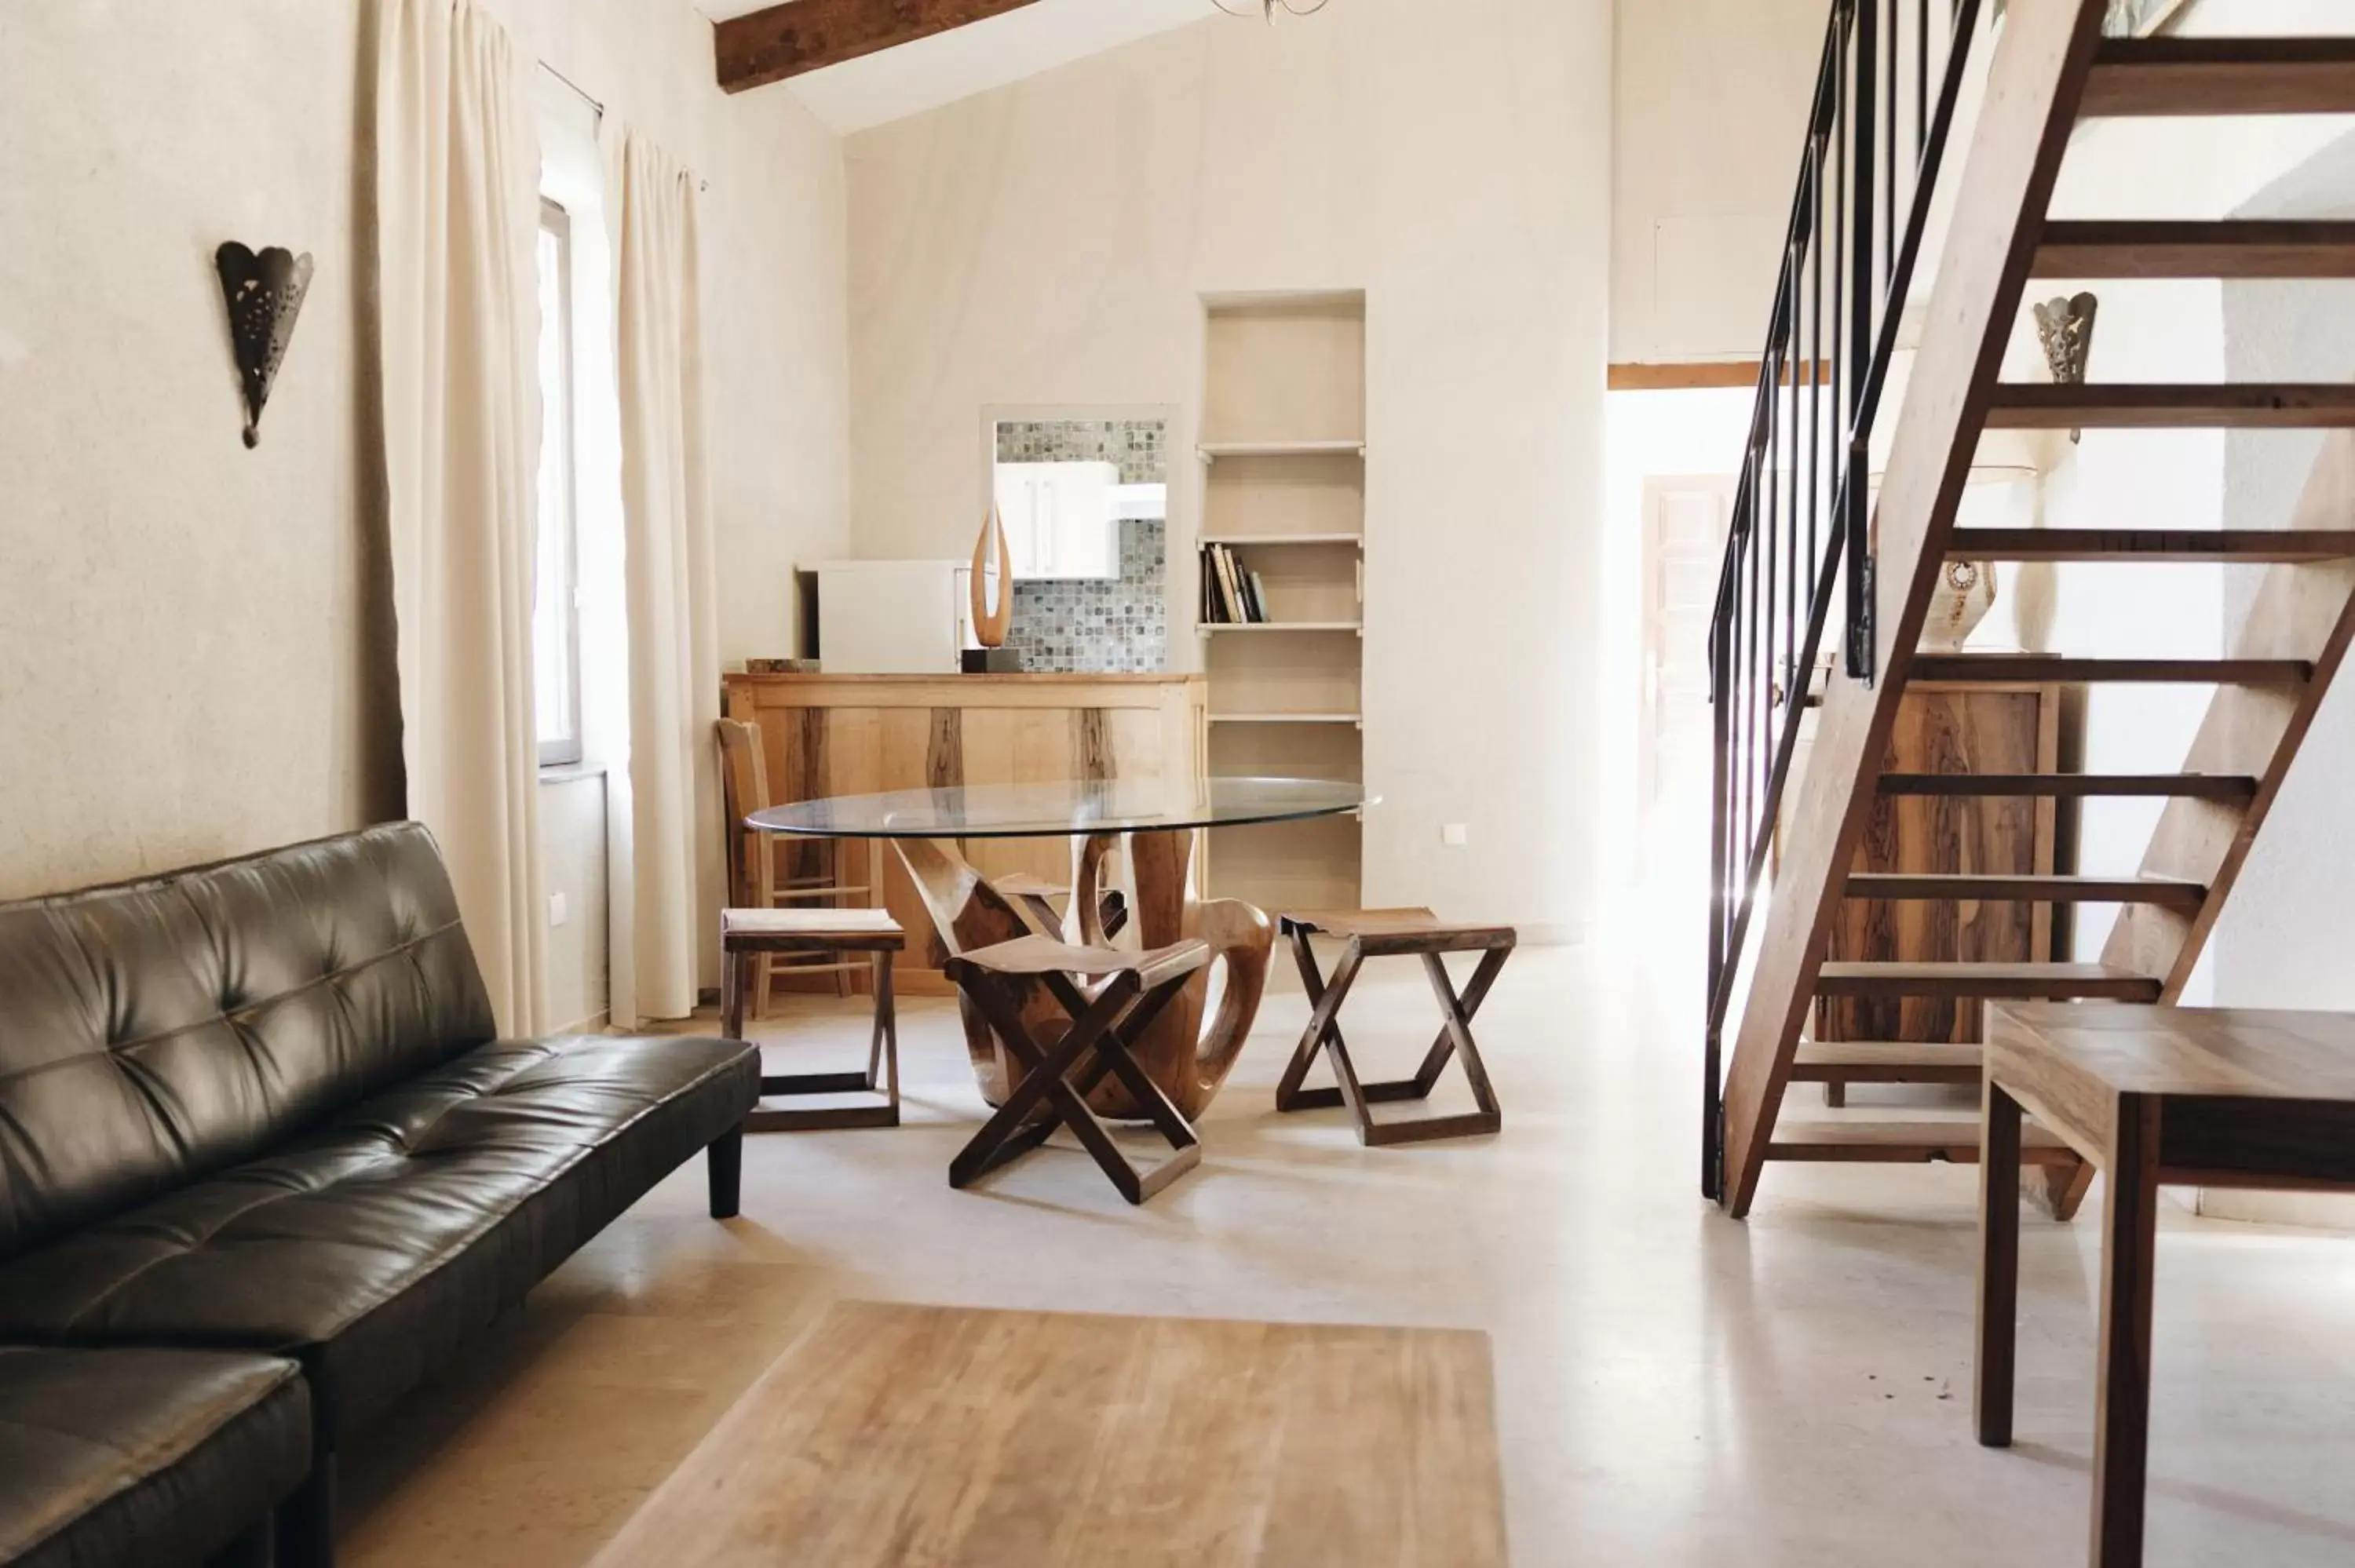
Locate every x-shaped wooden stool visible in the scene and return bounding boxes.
[1275,910,1516,1147]
[943,935,1210,1204]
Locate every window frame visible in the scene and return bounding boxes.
[535,196,585,769]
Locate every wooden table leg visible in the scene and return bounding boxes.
[1977,1076,2024,1448]
[721,949,747,1041]
[2092,1095,2160,1568]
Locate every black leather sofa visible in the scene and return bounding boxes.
[0,825,758,1566]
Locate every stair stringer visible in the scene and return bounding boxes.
[1718,0,2112,1220]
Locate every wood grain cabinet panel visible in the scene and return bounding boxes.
[1819,682,2062,1044]
[722,673,1207,995]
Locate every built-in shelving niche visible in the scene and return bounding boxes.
[1199,291,1366,914]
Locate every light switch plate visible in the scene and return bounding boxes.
[1442,823,1469,848]
[549,892,569,928]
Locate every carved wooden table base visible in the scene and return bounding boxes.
[893,830,1270,1121]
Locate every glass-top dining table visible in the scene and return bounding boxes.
[747,776,1371,1121]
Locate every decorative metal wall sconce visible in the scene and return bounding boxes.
[2033,290,2098,444]
[215,242,314,448]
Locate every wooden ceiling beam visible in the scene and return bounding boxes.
[717,0,1047,95]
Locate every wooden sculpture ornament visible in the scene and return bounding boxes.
[970,503,1014,648]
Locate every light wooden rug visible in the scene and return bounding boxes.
[591,1300,1506,1567]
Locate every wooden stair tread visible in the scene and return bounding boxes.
[1985,384,2355,429]
[1951,527,2355,563]
[1815,962,2162,1001]
[1909,653,2310,684]
[1766,1117,2077,1165]
[2034,221,2355,279]
[2082,38,2355,119]
[1792,1041,1984,1085]
[1842,873,2204,909]
[1878,772,2257,799]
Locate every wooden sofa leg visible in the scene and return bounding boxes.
[205,1515,274,1568]
[275,1452,334,1568]
[709,1126,744,1220]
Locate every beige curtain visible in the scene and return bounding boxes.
[608,128,718,1025]
[374,0,549,1034]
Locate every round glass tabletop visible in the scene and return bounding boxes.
[746,776,1370,840]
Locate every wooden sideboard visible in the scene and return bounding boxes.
[721,673,1209,994]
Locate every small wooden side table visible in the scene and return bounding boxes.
[1975,1001,2355,1568]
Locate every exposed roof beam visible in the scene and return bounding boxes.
[717,0,1048,95]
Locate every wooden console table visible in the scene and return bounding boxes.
[1975,1002,2355,1567]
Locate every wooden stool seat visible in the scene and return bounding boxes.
[1281,908,1520,955]
[942,937,1211,1204]
[723,907,905,950]
[955,934,1206,985]
[1276,909,1516,1147]
[720,906,903,1133]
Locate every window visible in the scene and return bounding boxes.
[533,199,582,767]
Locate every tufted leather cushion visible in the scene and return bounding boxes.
[0,1347,309,1568]
[0,823,495,1261]
[0,1034,757,1444]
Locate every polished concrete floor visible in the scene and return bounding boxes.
[341,933,2355,1566]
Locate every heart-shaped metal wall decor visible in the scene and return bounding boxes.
[215,242,314,448]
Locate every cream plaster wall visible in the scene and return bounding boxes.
[1611,0,1826,364]
[842,0,1613,933]
[0,2,396,900]
[0,2,849,921]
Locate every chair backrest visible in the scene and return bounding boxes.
[716,717,775,821]
[716,718,774,904]
[0,822,497,1260]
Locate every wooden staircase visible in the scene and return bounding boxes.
[1714,5,2355,1217]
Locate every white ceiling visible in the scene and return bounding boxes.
[695,0,1224,135]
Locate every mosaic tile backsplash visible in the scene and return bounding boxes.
[999,419,1170,675]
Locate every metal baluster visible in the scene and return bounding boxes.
[1883,0,1897,290]
[1846,0,1878,680]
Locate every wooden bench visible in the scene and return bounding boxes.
[1977,1002,2355,1567]
[721,907,904,1132]
[1275,909,1517,1147]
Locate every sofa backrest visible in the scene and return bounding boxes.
[0,823,497,1260]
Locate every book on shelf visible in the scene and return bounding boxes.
[1247,570,1270,625]
[1203,542,1261,624]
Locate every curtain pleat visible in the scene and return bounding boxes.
[374,0,549,1034]
[609,130,717,1025]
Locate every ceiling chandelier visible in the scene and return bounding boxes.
[1210,0,1331,19]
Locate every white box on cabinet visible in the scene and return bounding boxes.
[808,560,975,674]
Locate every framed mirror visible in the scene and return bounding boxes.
[988,414,1170,581]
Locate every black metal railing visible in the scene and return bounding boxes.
[1703,0,1988,1201]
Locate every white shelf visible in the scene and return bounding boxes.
[1199,532,1364,547]
[1198,622,1362,636]
[1198,440,1366,461]
[1207,713,1364,727]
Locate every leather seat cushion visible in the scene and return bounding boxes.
[0,1035,757,1444]
[0,1346,308,1568]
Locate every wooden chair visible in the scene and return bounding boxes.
[721,907,904,1132]
[716,718,871,1013]
[1274,909,1517,1147]
[941,935,1210,1204]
